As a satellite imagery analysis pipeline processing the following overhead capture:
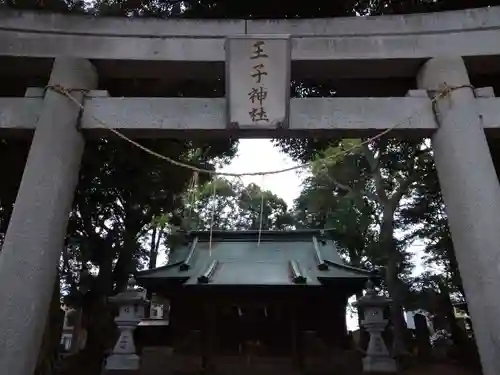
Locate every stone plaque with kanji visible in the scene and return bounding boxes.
[226,36,290,128]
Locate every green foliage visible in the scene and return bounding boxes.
[171,177,294,233]
[405,272,464,312]
[311,139,363,174]
[4,0,500,18]
[293,137,423,271]
[291,137,435,355]
[295,173,378,269]
[148,177,295,255]
[61,137,236,295]
[399,157,465,297]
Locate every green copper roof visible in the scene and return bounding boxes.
[137,230,374,287]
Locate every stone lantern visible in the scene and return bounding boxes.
[105,275,149,374]
[354,280,397,373]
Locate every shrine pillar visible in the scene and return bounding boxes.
[417,56,500,375]
[0,58,97,375]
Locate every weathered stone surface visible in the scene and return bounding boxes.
[0,98,42,131]
[418,56,500,375]
[0,57,97,375]
[4,91,500,139]
[5,94,500,138]
[1,7,500,67]
[80,96,438,137]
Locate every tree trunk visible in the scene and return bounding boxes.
[386,250,408,358]
[114,219,142,293]
[380,209,408,358]
[149,226,159,270]
[146,226,162,315]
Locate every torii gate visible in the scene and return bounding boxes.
[1,6,500,375]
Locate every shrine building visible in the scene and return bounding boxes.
[135,229,374,374]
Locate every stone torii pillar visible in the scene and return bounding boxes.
[417,56,500,375]
[0,58,97,375]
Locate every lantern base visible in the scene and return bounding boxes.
[362,356,397,373]
[105,353,140,372]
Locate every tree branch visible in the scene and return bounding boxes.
[361,143,388,203]
[329,175,353,195]
[361,187,379,204]
[390,170,421,207]
[329,174,378,212]
[390,149,424,206]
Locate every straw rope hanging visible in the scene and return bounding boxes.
[257,175,266,248]
[183,171,199,232]
[208,178,217,257]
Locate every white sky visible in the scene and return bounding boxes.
[218,139,305,208]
